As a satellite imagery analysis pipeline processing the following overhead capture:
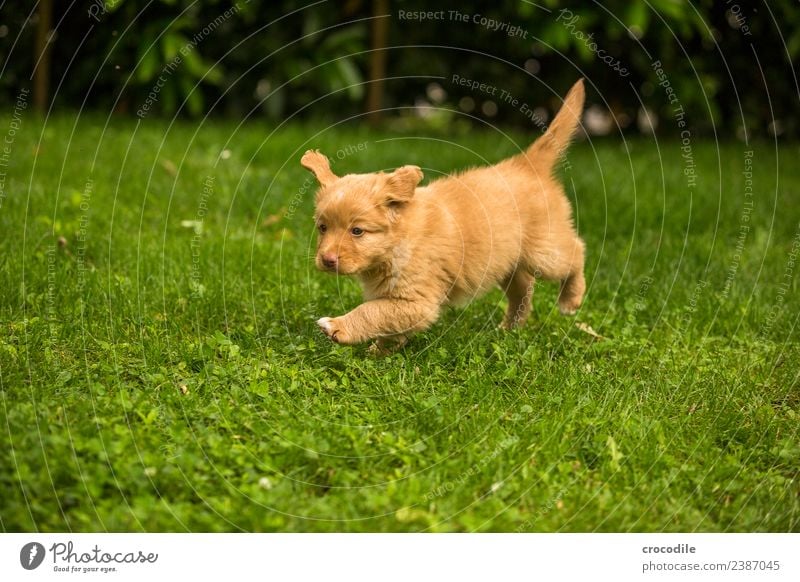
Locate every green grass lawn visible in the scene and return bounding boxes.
[1,114,798,532]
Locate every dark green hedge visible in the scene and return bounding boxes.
[1,0,797,137]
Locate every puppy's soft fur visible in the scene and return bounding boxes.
[302,79,586,351]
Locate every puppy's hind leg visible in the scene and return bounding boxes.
[500,269,535,329]
[557,237,586,316]
[368,334,409,356]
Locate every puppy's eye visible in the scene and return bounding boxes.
[318,224,327,233]
[351,227,364,237]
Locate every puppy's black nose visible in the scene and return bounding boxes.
[321,253,338,269]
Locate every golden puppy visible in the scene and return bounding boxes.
[302,79,586,351]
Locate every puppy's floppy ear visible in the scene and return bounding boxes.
[383,165,423,204]
[301,150,338,187]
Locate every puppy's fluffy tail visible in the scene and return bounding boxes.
[522,79,585,171]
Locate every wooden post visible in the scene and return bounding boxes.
[366,0,389,125]
[33,0,54,114]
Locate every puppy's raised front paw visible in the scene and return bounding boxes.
[316,316,352,344]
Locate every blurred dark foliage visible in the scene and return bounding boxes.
[0,0,797,138]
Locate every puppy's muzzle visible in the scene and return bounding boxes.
[320,253,338,270]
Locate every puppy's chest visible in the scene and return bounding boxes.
[360,268,408,300]
[359,262,476,307]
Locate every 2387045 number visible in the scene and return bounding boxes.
[730,560,780,571]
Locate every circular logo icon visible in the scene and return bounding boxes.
[20,542,46,570]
